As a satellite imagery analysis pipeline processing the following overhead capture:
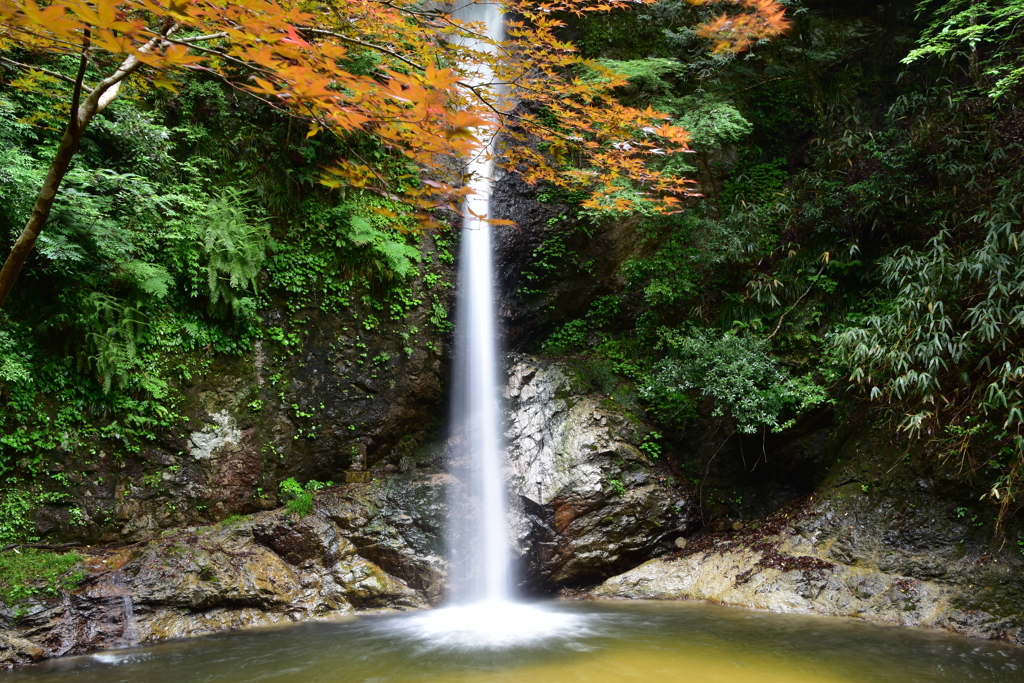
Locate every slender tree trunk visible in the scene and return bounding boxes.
[0,30,93,309]
[0,25,173,309]
[0,125,86,308]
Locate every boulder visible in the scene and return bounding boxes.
[0,475,446,667]
[503,355,700,590]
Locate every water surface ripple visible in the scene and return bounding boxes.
[6,601,1024,682]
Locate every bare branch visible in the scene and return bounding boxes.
[767,262,826,341]
[175,32,229,43]
[0,57,83,87]
[297,27,425,72]
[68,30,91,137]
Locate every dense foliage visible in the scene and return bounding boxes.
[0,0,794,554]
[0,0,789,308]
[0,71,440,543]
[2,0,1023,559]
[528,0,1024,528]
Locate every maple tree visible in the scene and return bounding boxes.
[0,0,789,308]
[691,0,791,54]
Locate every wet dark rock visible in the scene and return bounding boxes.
[504,355,701,591]
[0,634,43,667]
[491,173,654,349]
[0,477,446,669]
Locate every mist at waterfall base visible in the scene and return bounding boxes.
[386,0,585,651]
[12,602,1024,682]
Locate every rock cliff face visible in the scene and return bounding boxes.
[1,476,447,668]
[503,355,700,590]
[28,233,454,546]
[593,444,1024,646]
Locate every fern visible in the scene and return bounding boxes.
[0,327,31,385]
[199,188,269,317]
[119,261,173,299]
[348,216,420,279]
[78,292,147,394]
[676,97,753,149]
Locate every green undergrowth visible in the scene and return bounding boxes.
[279,477,332,517]
[0,549,84,606]
[542,0,1024,527]
[0,68,453,536]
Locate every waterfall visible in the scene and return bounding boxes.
[110,571,138,647]
[390,2,587,648]
[446,0,511,606]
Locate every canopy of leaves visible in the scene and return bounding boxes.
[903,0,1024,99]
[0,1,793,222]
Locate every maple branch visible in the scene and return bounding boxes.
[87,24,178,114]
[433,2,504,42]
[0,24,88,54]
[175,32,229,44]
[458,81,571,142]
[68,30,91,137]
[0,57,83,87]
[460,81,629,151]
[162,37,275,77]
[297,27,425,72]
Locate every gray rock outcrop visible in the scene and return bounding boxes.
[0,476,447,668]
[503,355,700,590]
[592,496,1024,645]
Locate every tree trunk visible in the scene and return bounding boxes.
[0,124,85,308]
[0,25,171,309]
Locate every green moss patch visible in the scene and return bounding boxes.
[0,549,85,605]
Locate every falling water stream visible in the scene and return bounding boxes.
[386,0,585,647]
[445,0,512,608]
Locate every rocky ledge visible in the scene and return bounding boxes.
[592,496,1024,646]
[0,476,447,668]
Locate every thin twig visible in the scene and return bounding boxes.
[766,263,826,340]
[697,429,731,525]
[298,27,426,72]
[1,542,83,553]
[0,57,83,87]
[730,76,801,95]
[161,38,275,77]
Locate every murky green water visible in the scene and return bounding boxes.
[6,601,1023,682]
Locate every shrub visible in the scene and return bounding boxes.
[278,477,332,516]
[641,329,827,433]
